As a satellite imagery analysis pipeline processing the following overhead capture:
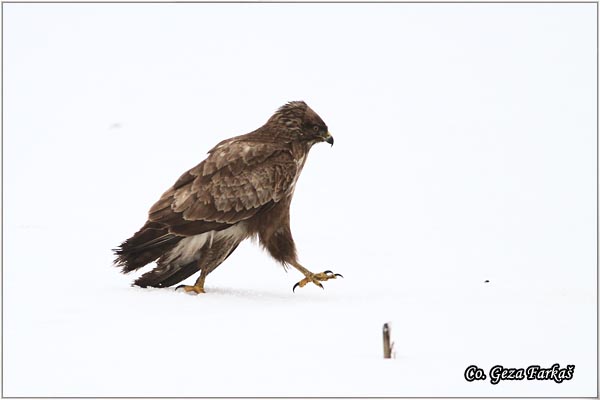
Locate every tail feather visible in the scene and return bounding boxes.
[115,222,244,289]
[113,221,181,273]
[133,260,201,288]
[133,242,241,288]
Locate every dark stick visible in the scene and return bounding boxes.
[383,322,392,359]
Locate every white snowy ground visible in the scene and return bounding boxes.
[3,3,597,397]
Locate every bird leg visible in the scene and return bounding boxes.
[175,269,207,294]
[290,261,343,292]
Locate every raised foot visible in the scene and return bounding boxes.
[175,285,206,295]
[293,270,343,292]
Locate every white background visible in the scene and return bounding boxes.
[3,3,597,397]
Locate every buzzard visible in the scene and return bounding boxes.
[113,101,342,294]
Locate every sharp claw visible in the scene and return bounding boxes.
[335,273,344,278]
[175,285,185,291]
[318,282,324,289]
[323,270,333,274]
[292,282,299,293]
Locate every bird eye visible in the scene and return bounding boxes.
[312,125,320,132]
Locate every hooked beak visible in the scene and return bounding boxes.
[324,131,334,146]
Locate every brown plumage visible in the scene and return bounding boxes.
[113,101,342,293]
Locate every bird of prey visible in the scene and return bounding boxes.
[113,101,342,294]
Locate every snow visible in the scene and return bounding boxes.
[2,2,597,397]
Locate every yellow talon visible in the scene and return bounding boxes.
[293,270,343,292]
[176,285,206,294]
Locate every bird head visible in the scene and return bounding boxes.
[268,101,334,146]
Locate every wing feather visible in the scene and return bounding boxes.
[148,139,297,236]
